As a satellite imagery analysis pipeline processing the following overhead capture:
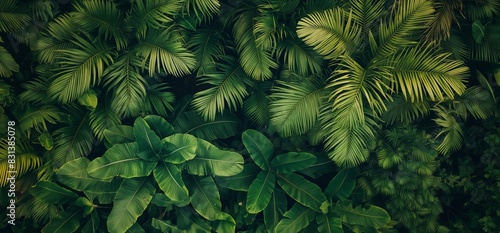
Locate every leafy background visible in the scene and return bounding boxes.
[0,0,499,232]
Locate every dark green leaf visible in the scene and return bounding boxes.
[247,170,276,214]
[153,162,189,202]
[316,214,343,233]
[144,115,175,139]
[270,152,317,173]
[30,181,79,204]
[264,188,287,233]
[242,129,274,170]
[151,218,182,233]
[324,168,357,201]
[187,176,223,221]
[104,125,134,145]
[161,133,198,164]
[277,173,328,213]
[176,207,211,232]
[215,163,260,191]
[472,20,485,44]
[334,201,390,229]
[134,117,162,161]
[41,208,83,233]
[275,204,317,233]
[184,139,243,176]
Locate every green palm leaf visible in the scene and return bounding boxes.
[192,57,252,121]
[233,10,278,80]
[333,201,391,229]
[382,94,430,125]
[433,105,463,154]
[130,0,184,38]
[243,81,271,127]
[275,203,317,233]
[143,83,175,119]
[89,95,121,141]
[14,104,62,135]
[254,12,279,50]
[188,27,225,75]
[18,75,52,105]
[33,14,77,64]
[349,0,385,33]
[0,0,31,33]
[454,86,495,119]
[107,177,155,233]
[49,35,114,103]
[0,41,19,77]
[173,110,241,141]
[136,28,196,77]
[0,139,42,187]
[183,0,220,22]
[30,181,79,204]
[297,7,361,60]
[277,37,324,77]
[270,78,326,137]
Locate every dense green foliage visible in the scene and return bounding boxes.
[0,0,499,232]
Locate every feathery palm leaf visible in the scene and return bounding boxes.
[0,138,42,187]
[464,0,500,20]
[188,27,225,75]
[382,95,430,125]
[18,75,52,105]
[349,0,385,33]
[28,0,53,22]
[0,39,19,77]
[454,85,496,120]
[233,10,278,80]
[276,37,324,76]
[49,34,115,103]
[192,57,252,121]
[14,104,62,136]
[72,0,128,50]
[424,0,462,42]
[254,12,280,50]
[183,0,220,22]
[16,196,58,224]
[103,51,147,118]
[89,95,121,141]
[433,105,463,154]
[243,81,271,127]
[376,0,434,57]
[143,83,175,118]
[33,14,77,64]
[297,7,361,60]
[136,28,196,77]
[0,0,31,33]
[269,78,326,137]
[130,0,184,38]
[391,44,468,102]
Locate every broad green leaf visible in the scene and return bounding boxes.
[174,110,241,140]
[187,176,222,221]
[144,115,175,139]
[472,20,485,44]
[161,133,198,164]
[153,162,189,202]
[277,173,328,213]
[176,207,211,232]
[334,202,390,229]
[84,178,122,205]
[216,163,260,191]
[316,214,343,233]
[82,211,100,233]
[324,168,356,201]
[151,218,182,233]
[275,204,317,233]
[41,208,84,233]
[214,212,236,233]
[107,177,155,233]
[38,132,54,150]
[104,125,134,145]
[247,170,276,214]
[270,152,317,173]
[299,153,335,179]
[125,223,145,233]
[151,193,191,207]
[75,197,94,216]
[57,157,101,191]
[88,143,157,179]
[264,188,287,233]
[30,181,79,204]
[78,90,98,110]
[184,139,244,176]
[134,117,162,161]
[242,129,274,170]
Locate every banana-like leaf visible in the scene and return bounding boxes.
[316,214,343,233]
[184,139,243,177]
[275,203,317,233]
[299,153,335,179]
[187,176,223,221]
[174,110,241,140]
[104,125,134,146]
[41,208,84,233]
[134,117,162,161]
[324,168,357,201]
[270,152,317,173]
[161,133,197,164]
[87,143,157,179]
[176,207,211,232]
[30,181,79,204]
[247,170,276,214]
[264,188,287,233]
[84,178,121,205]
[334,201,390,229]
[125,223,145,233]
[154,162,188,202]
[81,211,100,233]
[214,212,236,233]
[472,20,485,44]
[215,163,260,191]
[144,115,175,139]
[151,218,182,233]
[57,157,101,190]
[242,129,274,171]
[277,173,328,213]
[107,177,155,233]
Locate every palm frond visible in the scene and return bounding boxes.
[298,0,339,16]
[376,0,434,57]
[48,34,115,103]
[391,44,468,102]
[454,85,496,120]
[465,0,500,20]
[89,95,121,141]
[13,104,62,136]
[28,0,53,22]
[441,32,468,61]
[269,77,326,137]
[143,83,175,118]
[0,138,42,187]
[467,21,500,62]
[72,0,128,50]
[297,7,361,60]
[183,0,220,22]
[103,51,147,118]
[0,42,19,77]
[276,37,324,77]
[32,14,77,64]
[174,110,241,141]
[0,0,31,33]
[424,0,462,42]
[188,27,225,75]
[349,0,385,32]
[130,0,184,38]
[18,75,52,105]
[17,196,58,224]
[136,28,196,77]
[254,12,279,50]
[381,94,430,125]
[192,57,253,121]
[243,81,271,127]
[233,10,278,80]
[433,105,463,154]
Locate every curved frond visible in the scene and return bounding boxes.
[465,0,500,20]
[103,51,147,118]
[0,0,31,33]
[188,27,225,75]
[454,85,496,120]
[32,14,77,64]
[424,0,461,42]
[0,42,19,77]
[277,37,324,76]
[349,0,385,32]
[14,104,62,136]
[89,95,121,141]
[243,81,271,127]
[143,83,175,118]
[136,28,196,77]
[269,78,326,137]
[48,35,115,103]
[433,105,463,154]
[382,94,430,125]
[391,44,468,102]
[0,139,42,187]
[130,0,183,38]
[233,10,278,80]
[192,57,252,121]
[72,0,128,50]
[297,7,361,60]
[254,12,279,50]
[183,0,220,22]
